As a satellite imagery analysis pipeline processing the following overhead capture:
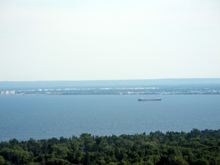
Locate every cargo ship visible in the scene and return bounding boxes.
[138,97,161,101]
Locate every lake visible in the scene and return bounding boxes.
[0,95,219,142]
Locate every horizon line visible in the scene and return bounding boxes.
[1,78,220,83]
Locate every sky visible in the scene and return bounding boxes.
[0,0,220,81]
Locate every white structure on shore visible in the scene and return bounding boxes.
[10,90,15,94]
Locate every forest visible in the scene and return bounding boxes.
[0,129,220,165]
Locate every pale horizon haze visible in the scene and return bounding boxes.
[0,0,220,81]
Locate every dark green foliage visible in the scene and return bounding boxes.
[0,129,220,165]
[45,158,71,165]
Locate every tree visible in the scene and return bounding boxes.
[0,155,5,165]
[170,156,189,165]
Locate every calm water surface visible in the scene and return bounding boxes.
[0,95,219,141]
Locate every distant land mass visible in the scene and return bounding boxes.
[0,78,219,95]
[0,78,220,89]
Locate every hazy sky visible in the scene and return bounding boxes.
[0,0,219,81]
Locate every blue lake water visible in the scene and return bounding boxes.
[0,95,220,142]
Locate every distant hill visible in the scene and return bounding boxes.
[0,78,220,90]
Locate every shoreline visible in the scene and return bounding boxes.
[0,93,220,96]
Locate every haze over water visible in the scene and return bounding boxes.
[0,95,219,142]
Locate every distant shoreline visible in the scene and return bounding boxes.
[1,93,220,96]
